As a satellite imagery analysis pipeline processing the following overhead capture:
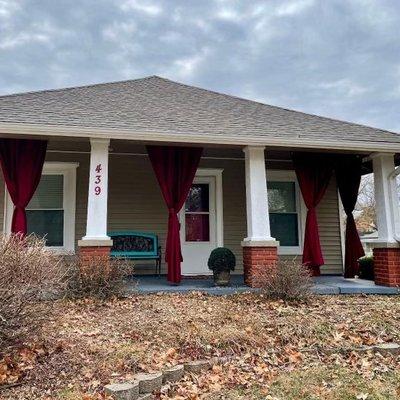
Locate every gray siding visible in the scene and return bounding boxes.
[318,176,343,274]
[107,155,247,274]
[0,149,343,275]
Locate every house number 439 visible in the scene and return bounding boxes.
[94,164,102,195]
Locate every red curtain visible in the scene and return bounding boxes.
[147,145,203,284]
[335,155,365,278]
[293,153,333,275]
[0,138,47,234]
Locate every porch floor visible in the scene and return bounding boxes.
[126,275,400,295]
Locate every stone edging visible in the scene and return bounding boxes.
[104,343,399,399]
[105,358,217,400]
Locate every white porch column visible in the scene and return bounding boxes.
[79,138,112,245]
[242,146,276,244]
[372,153,397,243]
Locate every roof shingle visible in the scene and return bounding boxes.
[0,75,399,147]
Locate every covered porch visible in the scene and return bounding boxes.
[1,135,399,288]
[54,137,345,283]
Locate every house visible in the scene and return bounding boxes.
[0,76,399,287]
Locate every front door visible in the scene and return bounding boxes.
[180,175,218,275]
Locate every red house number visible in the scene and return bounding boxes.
[94,164,102,195]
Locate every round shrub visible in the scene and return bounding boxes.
[358,255,374,280]
[208,247,236,273]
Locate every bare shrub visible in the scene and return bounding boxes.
[256,258,313,302]
[0,233,66,345]
[65,254,134,299]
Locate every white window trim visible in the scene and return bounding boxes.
[190,168,224,247]
[4,161,79,254]
[266,170,306,255]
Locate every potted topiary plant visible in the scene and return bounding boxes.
[208,247,236,286]
[358,255,374,281]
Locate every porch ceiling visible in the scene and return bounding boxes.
[44,138,372,165]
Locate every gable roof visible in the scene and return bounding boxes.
[0,75,399,152]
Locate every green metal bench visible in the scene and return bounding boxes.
[108,231,162,276]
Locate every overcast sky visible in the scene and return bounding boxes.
[1,0,399,132]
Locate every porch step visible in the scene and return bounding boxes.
[129,275,400,296]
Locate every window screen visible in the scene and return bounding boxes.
[268,181,299,246]
[26,175,64,247]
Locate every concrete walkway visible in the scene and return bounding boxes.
[126,275,400,295]
[314,276,400,295]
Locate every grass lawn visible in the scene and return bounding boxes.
[1,293,399,399]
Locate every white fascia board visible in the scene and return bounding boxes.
[0,122,400,153]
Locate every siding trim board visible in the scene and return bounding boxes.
[47,149,252,162]
[1,122,399,153]
[0,149,344,275]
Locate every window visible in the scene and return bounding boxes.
[26,175,64,246]
[267,171,303,254]
[185,184,210,242]
[4,162,78,253]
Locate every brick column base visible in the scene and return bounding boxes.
[243,246,278,288]
[79,246,111,262]
[373,247,400,287]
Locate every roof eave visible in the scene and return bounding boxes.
[0,122,398,154]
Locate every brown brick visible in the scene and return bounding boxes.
[79,246,112,264]
[373,248,400,287]
[243,246,278,288]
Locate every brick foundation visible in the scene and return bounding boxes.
[243,246,278,287]
[373,247,400,287]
